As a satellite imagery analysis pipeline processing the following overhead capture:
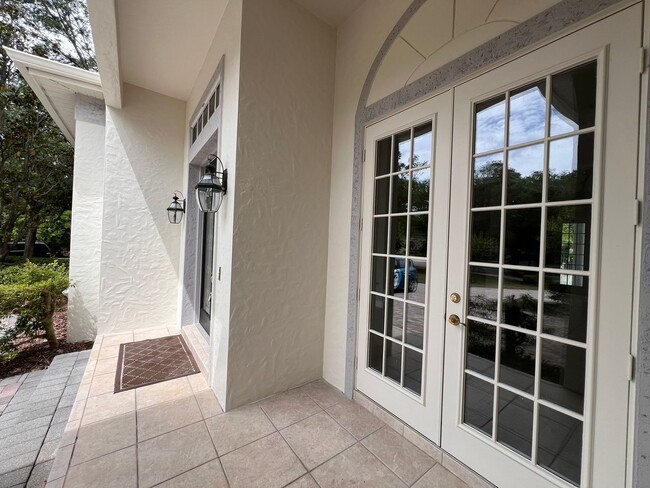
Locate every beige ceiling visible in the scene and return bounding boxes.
[115,0,365,101]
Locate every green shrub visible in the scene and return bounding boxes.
[0,262,69,356]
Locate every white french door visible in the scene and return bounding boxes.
[357,93,452,442]
[357,4,642,488]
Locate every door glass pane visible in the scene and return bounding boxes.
[509,81,546,146]
[548,133,594,202]
[498,389,534,459]
[411,168,430,211]
[475,95,505,154]
[471,211,500,263]
[412,124,432,168]
[385,340,402,384]
[502,269,538,331]
[504,208,541,266]
[466,320,496,378]
[542,274,588,343]
[550,61,597,136]
[386,298,403,341]
[394,130,411,172]
[538,406,583,486]
[199,213,215,335]
[540,339,586,414]
[366,120,434,397]
[464,374,494,436]
[404,349,423,394]
[473,153,503,207]
[404,304,424,348]
[463,61,597,486]
[507,143,544,205]
[469,266,498,321]
[545,205,591,271]
[500,329,536,393]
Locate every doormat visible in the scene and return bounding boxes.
[114,335,200,393]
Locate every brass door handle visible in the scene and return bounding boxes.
[448,314,464,326]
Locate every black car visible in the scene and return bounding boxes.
[9,241,52,257]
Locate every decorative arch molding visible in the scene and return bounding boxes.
[344,1,648,485]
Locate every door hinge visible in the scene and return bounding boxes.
[363,148,366,163]
[354,355,358,370]
[360,217,363,231]
[357,288,361,302]
[635,199,643,226]
[641,48,647,74]
[628,354,636,381]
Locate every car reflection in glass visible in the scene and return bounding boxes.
[394,258,418,293]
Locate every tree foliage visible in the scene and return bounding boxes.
[0,261,69,354]
[0,0,95,260]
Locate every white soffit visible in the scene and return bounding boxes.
[2,47,103,143]
[293,0,366,27]
[116,0,228,102]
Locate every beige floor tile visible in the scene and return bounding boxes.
[362,427,436,485]
[135,377,194,410]
[260,389,321,430]
[98,344,121,360]
[81,390,135,426]
[88,373,116,398]
[326,400,384,440]
[311,443,407,488]
[220,432,306,488]
[65,446,137,488]
[281,411,356,469]
[187,373,210,393]
[101,332,134,346]
[286,474,320,488]
[137,421,216,488]
[300,380,347,409]
[156,459,228,488]
[441,454,494,488]
[71,412,136,466]
[195,389,223,419]
[412,463,469,488]
[133,328,173,341]
[137,395,203,441]
[205,404,275,456]
[94,357,119,376]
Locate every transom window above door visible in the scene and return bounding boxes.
[191,83,220,145]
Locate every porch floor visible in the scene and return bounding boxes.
[46,329,469,488]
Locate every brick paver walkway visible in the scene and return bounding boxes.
[0,351,90,488]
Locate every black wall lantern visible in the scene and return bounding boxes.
[167,192,185,224]
[196,154,228,213]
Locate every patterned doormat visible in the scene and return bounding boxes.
[114,335,200,393]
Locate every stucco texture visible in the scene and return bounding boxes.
[223,0,336,410]
[97,84,185,335]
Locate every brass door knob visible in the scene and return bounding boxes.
[448,314,462,326]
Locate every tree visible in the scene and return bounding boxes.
[0,0,95,260]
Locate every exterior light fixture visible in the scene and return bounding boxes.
[166,192,185,224]
[196,154,228,213]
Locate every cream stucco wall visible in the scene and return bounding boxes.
[68,97,106,342]
[224,0,336,409]
[322,0,560,390]
[95,83,185,335]
[181,0,243,404]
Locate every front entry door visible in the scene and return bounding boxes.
[199,211,215,335]
[358,4,641,488]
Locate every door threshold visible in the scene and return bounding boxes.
[353,390,495,488]
[181,323,210,380]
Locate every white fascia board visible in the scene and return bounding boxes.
[87,0,122,108]
[3,47,103,143]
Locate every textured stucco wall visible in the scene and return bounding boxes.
[68,96,106,342]
[223,0,336,409]
[96,83,185,335]
[181,0,243,404]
